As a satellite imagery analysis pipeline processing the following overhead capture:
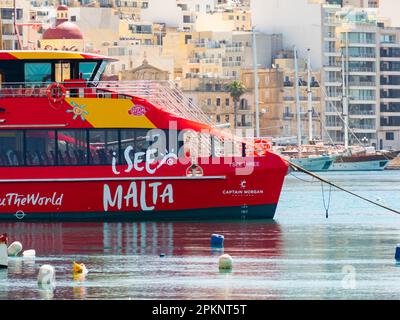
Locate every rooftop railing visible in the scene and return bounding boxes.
[0,80,214,127]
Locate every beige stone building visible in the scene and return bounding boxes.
[120,56,169,80]
[184,76,254,135]
[240,52,322,142]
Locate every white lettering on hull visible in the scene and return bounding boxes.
[103,181,174,212]
[0,193,64,207]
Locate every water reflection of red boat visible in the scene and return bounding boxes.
[1,222,282,258]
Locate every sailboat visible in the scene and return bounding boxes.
[286,48,336,172]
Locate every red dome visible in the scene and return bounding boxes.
[43,22,83,40]
[57,5,68,11]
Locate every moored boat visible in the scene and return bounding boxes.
[0,50,288,221]
[290,155,335,172]
[329,150,400,172]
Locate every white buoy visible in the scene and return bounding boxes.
[7,241,22,257]
[0,234,8,269]
[219,254,233,270]
[37,265,56,285]
[22,250,36,257]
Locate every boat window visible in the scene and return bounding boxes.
[57,130,88,166]
[88,130,119,165]
[25,131,56,166]
[0,131,24,166]
[24,63,52,85]
[55,63,71,82]
[79,62,97,80]
[120,129,152,162]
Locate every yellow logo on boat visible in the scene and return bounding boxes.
[65,98,156,129]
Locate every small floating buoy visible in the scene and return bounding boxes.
[395,244,400,261]
[219,254,233,270]
[376,197,382,203]
[211,234,224,247]
[7,241,22,257]
[38,265,56,285]
[73,262,88,275]
[0,234,8,269]
[22,250,36,257]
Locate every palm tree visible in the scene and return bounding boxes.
[226,81,246,129]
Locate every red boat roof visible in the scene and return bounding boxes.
[0,50,117,62]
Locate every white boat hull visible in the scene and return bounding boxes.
[290,156,335,172]
[329,159,390,171]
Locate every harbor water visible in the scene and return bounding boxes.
[1,171,400,300]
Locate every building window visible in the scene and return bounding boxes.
[207,98,212,106]
[225,98,230,106]
[216,98,221,106]
[225,115,230,123]
[386,132,395,141]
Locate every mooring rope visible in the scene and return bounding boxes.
[288,160,400,215]
[321,182,332,219]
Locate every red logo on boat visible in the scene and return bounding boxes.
[128,105,147,116]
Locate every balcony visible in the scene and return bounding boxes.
[222,61,241,67]
[283,112,294,119]
[283,96,294,101]
[237,122,252,128]
[381,103,400,113]
[283,81,293,87]
[348,81,376,87]
[348,67,375,73]
[381,65,400,72]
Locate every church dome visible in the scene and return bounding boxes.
[43,21,84,40]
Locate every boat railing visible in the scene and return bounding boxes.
[0,80,214,127]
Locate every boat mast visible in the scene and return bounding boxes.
[307,48,313,143]
[342,53,349,150]
[294,47,302,148]
[252,27,260,138]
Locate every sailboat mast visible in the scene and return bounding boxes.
[342,53,349,150]
[252,27,260,138]
[307,48,313,143]
[294,47,302,147]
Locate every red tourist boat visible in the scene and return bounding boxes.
[0,50,288,221]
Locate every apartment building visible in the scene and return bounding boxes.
[251,0,400,148]
[0,0,29,50]
[378,27,400,149]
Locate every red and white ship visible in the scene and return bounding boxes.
[0,51,288,221]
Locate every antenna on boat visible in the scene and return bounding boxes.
[294,47,302,148]
[307,48,313,144]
